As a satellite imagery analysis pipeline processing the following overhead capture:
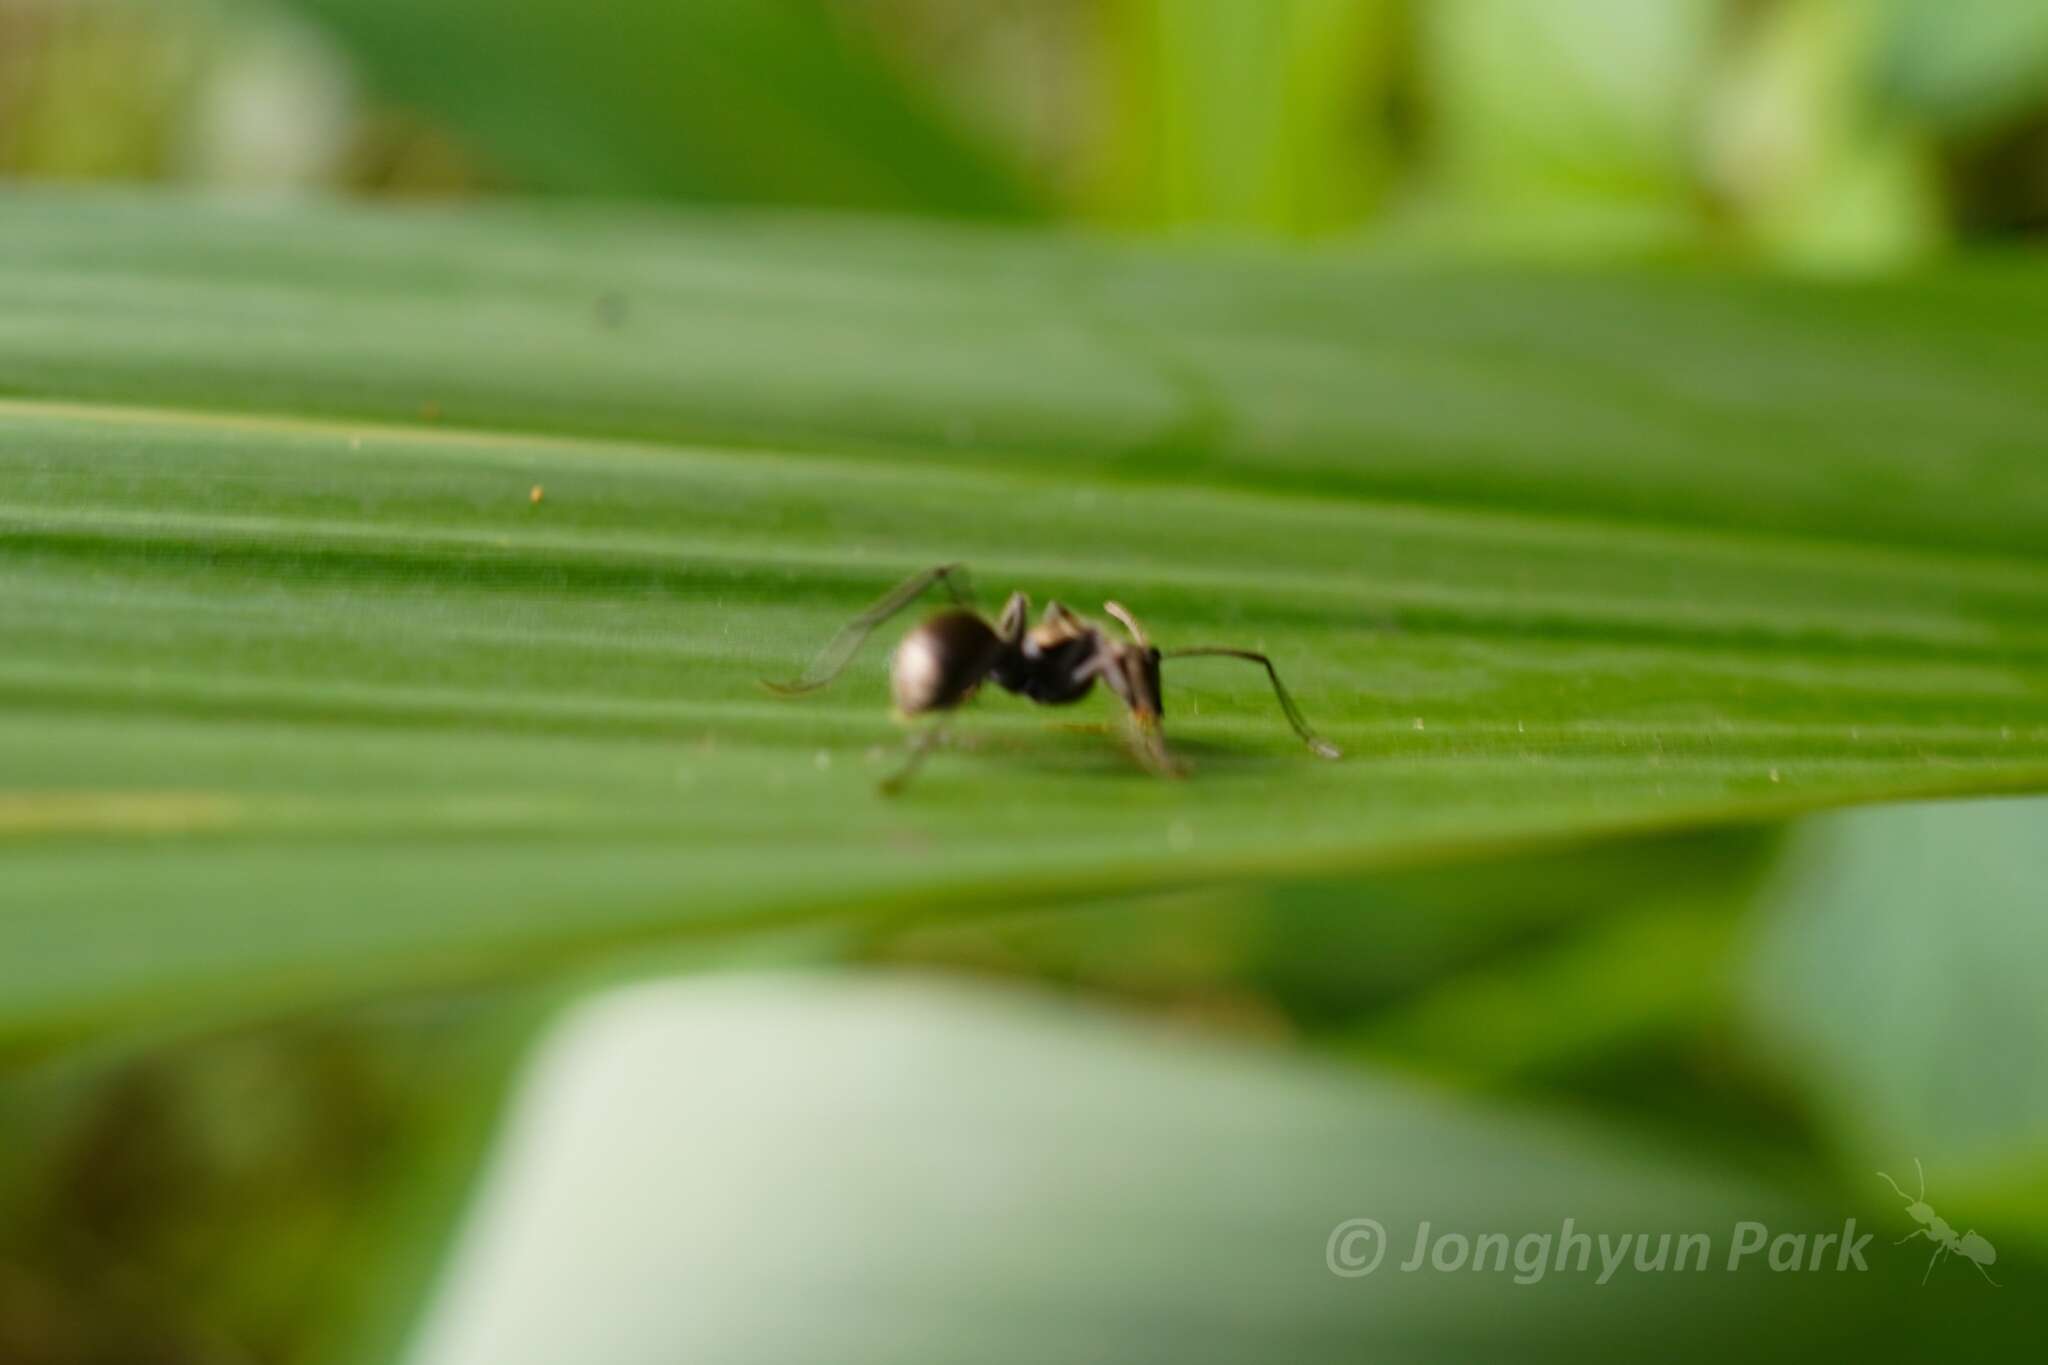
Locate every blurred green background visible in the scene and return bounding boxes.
[2,2,2045,1362]
[5,0,2047,257]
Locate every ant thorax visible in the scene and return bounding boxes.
[1026,615,1087,651]
[998,626,1102,707]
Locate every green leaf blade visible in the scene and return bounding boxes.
[1,191,2044,1044]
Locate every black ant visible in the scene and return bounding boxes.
[1878,1159,1999,1286]
[765,564,1341,793]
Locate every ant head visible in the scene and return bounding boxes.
[1135,644,1164,720]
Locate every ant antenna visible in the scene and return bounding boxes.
[1163,647,1342,759]
[1877,1170,1912,1203]
[879,720,948,797]
[1915,1157,1927,1202]
[1103,601,1150,647]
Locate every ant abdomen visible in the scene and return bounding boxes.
[891,610,1001,716]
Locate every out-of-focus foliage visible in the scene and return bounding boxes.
[876,825,1814,1162]
[1699,0,1944,269]
[4,0,2047,261]
[878,828,1782,1078]
[0,994,534,1365]
[0,1,365,188]
[1080,0,1405,234]
[1414,0,1720,251]
[1874,0,2048,133]
[399,973,2046,1365]
[1746,798,2048,1224]
[283,0,1036,214]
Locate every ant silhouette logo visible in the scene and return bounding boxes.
[1877,1159,1998,1287]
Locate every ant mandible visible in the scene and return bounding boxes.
[765,563,1341,794]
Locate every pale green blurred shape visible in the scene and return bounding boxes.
[1746,797,2048,1225]
[1704,0,1945,271]
[402,974,2039,1365]
[1413,0,1718,252]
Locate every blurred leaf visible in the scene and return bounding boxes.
[1090,0,1399,233]
[0,0,206,181]
[282,0,1034,213]
[1413,0,1718,251]
[0,992,532,1365]
[0,920,858,1365]
[876,825,1777,1031]
[1873,0,2048,135]
[1744,796,2048,1229]
[404,975,2042,1363]
[878,824,1811,1165]
[1344,894,1738,1079]
[1703,0,1945,271]
[1,191,2046,1049]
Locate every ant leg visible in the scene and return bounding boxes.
[1895,1229,1930,1246]
[1969,1256,2000,1288]
[1123,710,1179,778]
[878,719,948,797]
[997,591,1031,645]
[765,563,973,695]
[1094,642,1181,778]
[1162,647,1342,759]
[1923,1245,1946,1285]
